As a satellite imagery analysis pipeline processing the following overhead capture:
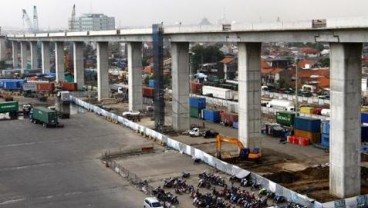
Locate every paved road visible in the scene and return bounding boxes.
[0,107,149,208]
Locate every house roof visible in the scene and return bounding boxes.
[143,66,153,74]
[296,69,330,78]
[301,47,318,54]
[270,68,283,75]
[317,77,330,88]
[297,60,317,69]
[261,59,270,68]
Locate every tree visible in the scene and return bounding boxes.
[191,44,225,72]
[319,58,330,67]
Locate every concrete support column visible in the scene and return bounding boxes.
[127,42,143,111]
[55,42,65,82]
[171,42,190,131]
[73,42,84,90]
[20,41,28,73]
[30,41,38,69]
[0,37,6,61]
[329,43,362,198]
[96,42,109,101]
[238,42,262,149]
[41,42,50,74]
[12,41,19,68]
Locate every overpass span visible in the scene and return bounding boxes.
[2,18,368,198]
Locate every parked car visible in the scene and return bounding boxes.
[143,197,163,208]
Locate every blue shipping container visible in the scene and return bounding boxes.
[189,97,206,109]
[148,80,155,88]
[3,80,20,90]
[321,133,329,148]
[321,120,330,135]
[203,109,220,123]
[362,112,368,124]
[362,126,368,142]
[233,122,239,129]
[294,117,321,132]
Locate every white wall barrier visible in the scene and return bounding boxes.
[70,95,367,208]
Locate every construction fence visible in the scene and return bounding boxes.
[70,95,365,208]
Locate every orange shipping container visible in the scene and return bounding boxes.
[61,82,78,91]
[37,83,54,91]
[142,86,154,98]
[294,129,320,144]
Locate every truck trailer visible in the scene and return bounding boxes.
[0,101,19,119]
[30,106,63,128]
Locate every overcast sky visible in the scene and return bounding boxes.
[2,0,368,30]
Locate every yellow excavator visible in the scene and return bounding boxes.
[215,134,261,161]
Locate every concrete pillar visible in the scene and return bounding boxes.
[127,42,143,111]
[20,41,28,73]
[30,41,38,69]
[55,42,65,82]
[224,64,228,80]
[96,42,109,101]
[41,42,50,74]
[329,43,362,198]
[73,42,84,90]
[0,37,6,61]
[12,41,19,68]
[238,42,262,149]
[171,42,190,131]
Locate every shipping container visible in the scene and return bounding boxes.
[320,109,330,116]
[300,107,314,114]
[142,86,154,98]
[362,112,368,124]
[362,126,368,142]
[202,109,220,123]
[313,108,322,115]
[190,106,201,118]
[22,82,38,91]
[321,133,329,147]
[0,101,18,114]
[220,111,238,126]
[37,83,54,91]
[266,99,295,112]
[30,106,59,127]
[233,121,239,129]
[294,129,321,144]
[191,82,202,94]
[294,117,321,132]
[61,82,78,91]
[276,111,296,126]
[202,85,234,100]
[189,97,206,109]
[362,108,368,112]
[3,80,20,90]
[148,80,155,88]
[321,120,330,135]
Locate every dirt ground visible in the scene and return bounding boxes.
[84,97,364,203]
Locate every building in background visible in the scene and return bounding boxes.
[69,13,115,31]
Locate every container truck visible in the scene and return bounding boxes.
[30,106,63,128]
[0,101,19,119]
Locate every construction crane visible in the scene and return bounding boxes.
[22,9,33,32]
[70,4,76,31]
[22,6,39,33]
[33,6,39,32]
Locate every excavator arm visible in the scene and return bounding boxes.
[215,134,261,160]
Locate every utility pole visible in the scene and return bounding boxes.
[295,57,299,113]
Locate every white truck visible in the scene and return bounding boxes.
[202,85,234,100]
[266,99,295,112]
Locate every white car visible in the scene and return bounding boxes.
[143,197,163,208]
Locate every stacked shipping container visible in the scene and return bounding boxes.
[189,97,206,118]
[294,116,321,144]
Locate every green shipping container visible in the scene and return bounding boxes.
[190,107,201,118]
[276,111,296,126]
[32,106,58,126]
[0,101,18,113]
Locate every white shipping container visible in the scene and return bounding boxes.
[202,86,233,100]
[22,82,37,91]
